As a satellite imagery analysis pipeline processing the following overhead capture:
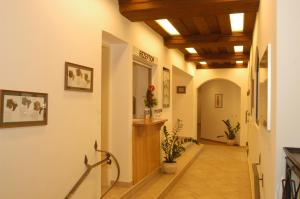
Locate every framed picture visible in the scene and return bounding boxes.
[215,94,223,108]
[163,67,170,108]
[258,44,272,131]
[255,47,259,125]
[0,90,48,128]
[177,86,186,94]
[65,62,93,92]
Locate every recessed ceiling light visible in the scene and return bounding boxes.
[155,19,180,36]
[236,60,244,64]
[199,61,207,65]
[234,45,244,53]
[185,48,197,54]
[230,13,244,32]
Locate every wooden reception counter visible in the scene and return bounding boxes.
[132,119,167,184]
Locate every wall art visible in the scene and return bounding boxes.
[162,67,170,108]
[65,62,93,92]
[258,44,272,131]
[0,90,48,128]
[177,86,186,94]
[215,94,223,108]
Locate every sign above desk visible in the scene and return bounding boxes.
[133,47,158,67]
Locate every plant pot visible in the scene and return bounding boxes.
[227,139,235,146]
[162,162,177,174]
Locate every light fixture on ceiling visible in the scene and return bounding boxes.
[155,19,180,36]
[230,13,244,32]
[236,60,244,64]
[199,61,207,65]
[185,47,197,54]
[234,45,244,53]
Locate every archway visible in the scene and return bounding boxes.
[197,79,242,145]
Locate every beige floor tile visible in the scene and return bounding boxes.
[164,144,251,199]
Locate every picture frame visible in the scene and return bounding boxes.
[258,44,272,131]
[215,94,223,108]
[65,62,93,92]
[0,90,48,128]
[162,67,170,108]
[177,86,186,94]
[255,47,260,125]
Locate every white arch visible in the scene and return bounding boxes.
[197,78,242,144]
[197,78,241,90]
[193,69,249,146]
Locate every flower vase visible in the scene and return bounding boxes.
[149,107,153,119]
[144,108,150,121]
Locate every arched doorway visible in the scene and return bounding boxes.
[197,79,241,145]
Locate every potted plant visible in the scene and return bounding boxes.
[144,84,157,119]
[217,119,241,146]
[161,119,197,174]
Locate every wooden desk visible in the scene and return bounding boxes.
[132,119,167,184]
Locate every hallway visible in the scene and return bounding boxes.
[165,144,251,199]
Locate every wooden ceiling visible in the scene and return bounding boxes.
[118,0,259,69]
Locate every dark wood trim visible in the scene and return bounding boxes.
[185,53,249,62]
[196,63,247,69]
[164,33,252,48]
[118,0,260,22]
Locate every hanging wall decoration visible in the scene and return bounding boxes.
[0,90,48,128]
[177,86,186,94]
[215,94,223,108]
[258,44,272,131]
[255,47,260,125]
[65,62,93,92]
[162,67,170,108]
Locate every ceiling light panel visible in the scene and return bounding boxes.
[185,48,197,54]
[234,45,244,53]
[155,19,180,36]
[199,61,207,65]
[230,13,244,32]
[236,60,244,64]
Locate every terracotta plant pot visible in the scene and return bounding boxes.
[162,162,177,174]
[227,139,235,146]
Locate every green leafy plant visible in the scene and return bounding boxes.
[217,119,241,140]
[161,120,198,163]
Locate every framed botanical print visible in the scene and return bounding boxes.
[0,90,48,128]
[177,86,186,94]
[215,94,223,108]
[65,62,93,92]
[162,67,170,108]
[255,47,259,125]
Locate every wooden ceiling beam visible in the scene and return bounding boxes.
[165,33,252,48]
[196,63,248,69]
[185,53,249,62]
[118,0,260,22]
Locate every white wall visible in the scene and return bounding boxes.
[193,69,249,146]
[0,0,195,198]
[199,79,241,144]
[172,67,195,138]
[276,0,300,198]
[245,0,277,198]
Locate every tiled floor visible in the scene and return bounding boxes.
[165,144,251,199]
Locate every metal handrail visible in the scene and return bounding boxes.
[94,141,120,199]
[65,141,120,199]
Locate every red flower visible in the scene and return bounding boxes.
[148,85,155,92]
